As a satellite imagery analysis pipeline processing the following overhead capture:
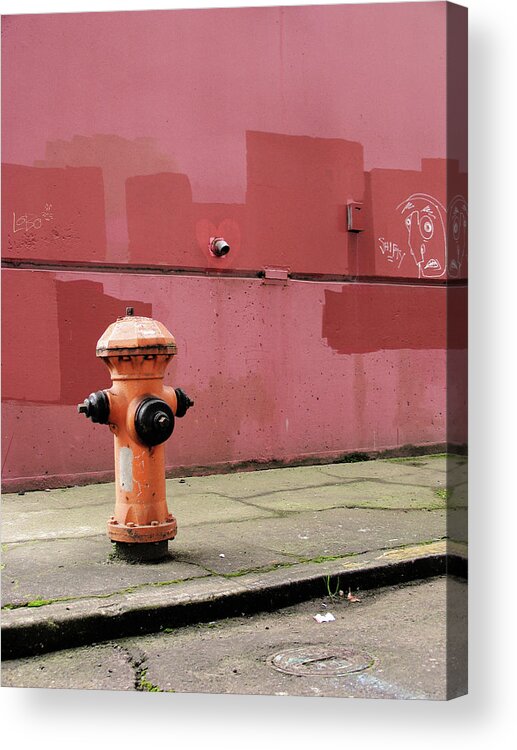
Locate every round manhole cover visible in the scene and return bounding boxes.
[270,646,374,677]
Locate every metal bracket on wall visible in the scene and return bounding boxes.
[262,267,290,284]
[347,202,366,232]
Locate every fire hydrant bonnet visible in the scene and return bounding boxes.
[96,315,177,358]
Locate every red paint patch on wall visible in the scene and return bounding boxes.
[358,159,468,281]
[124,131,365,274]
[35,134,179,262]
[36,134,177,218]
[2,163,107,263]
[322,285,467,354]
[126,172,194,265]
[2,271,61,402]
[2,149,467,282]
[126,173,247,270]
[56,280,152,404]
[246,131,364,275]
[2,271,151,405]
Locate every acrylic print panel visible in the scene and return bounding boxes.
[1,2,467,700]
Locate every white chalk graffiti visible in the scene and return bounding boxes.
[12,203,54,233]
[447,195,468,278]
[378,237,405,268]
[397,194,447,278]
[377,193,468,278]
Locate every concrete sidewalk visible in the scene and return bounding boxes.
[1,454,467,659]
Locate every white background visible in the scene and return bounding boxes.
[1,1,515,748]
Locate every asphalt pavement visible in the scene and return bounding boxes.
[1,577,468,700]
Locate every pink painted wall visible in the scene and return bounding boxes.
[1,4,467,490]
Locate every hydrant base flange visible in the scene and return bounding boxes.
[112,541,169,563]
[107,517,177,544]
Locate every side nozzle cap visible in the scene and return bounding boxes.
[175,388,194,418]
[135,397,175,446]
[77,390,110,424]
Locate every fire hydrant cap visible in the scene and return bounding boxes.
[96,314,177,357]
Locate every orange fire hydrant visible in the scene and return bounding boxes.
[78,307,193,561]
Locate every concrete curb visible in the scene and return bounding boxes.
[1,542,466,661]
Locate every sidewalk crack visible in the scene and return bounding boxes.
[111,644,172,692]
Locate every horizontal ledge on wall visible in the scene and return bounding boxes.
[1,259,468,288]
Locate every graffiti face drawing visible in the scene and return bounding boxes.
[398,194,447,278]
[447,195,468,277]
